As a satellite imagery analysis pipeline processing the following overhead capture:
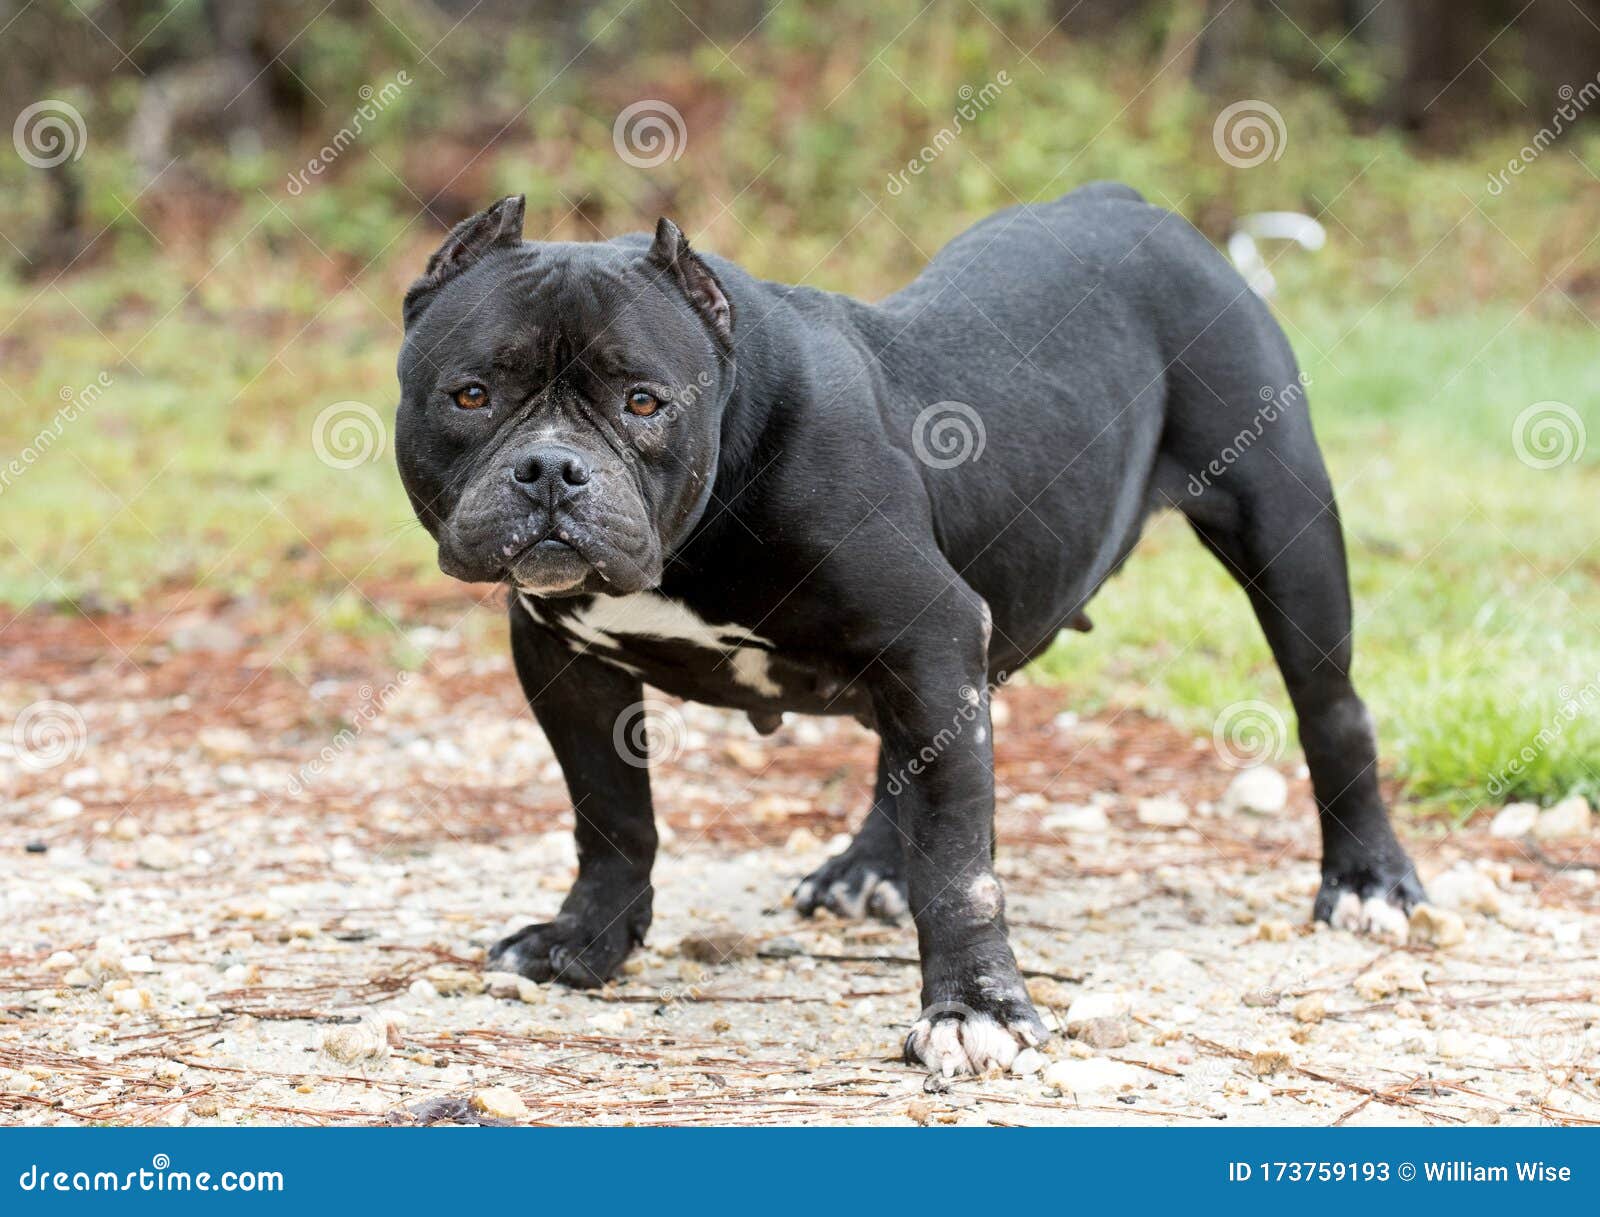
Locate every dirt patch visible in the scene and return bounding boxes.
[2,590,1598,1126]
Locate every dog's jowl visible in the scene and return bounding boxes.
[392,186,1423,1076]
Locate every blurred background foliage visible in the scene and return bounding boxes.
[5,0,1600,300]
[0,0,1596,808]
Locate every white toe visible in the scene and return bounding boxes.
[1329,890,1409,941]
[867,878,907,920]
[827,872,876,920]
[907,1012,1031,1077]
[1329,890,1365,931]
[1360,895,1410,942]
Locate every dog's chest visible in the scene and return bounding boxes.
[519,591,795,703]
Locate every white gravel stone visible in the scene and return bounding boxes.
[1068,985,1132,1042]
[135,835,184,871]
[1043,1058,1143,1098]
[1428,863,1502,916]
[1221,766,1288,816]
[1292,994,1326,1024]
[1489,802,1539,838]
[1408,903,1466,948]
[1010,1048,1046,1075]
[1436,1029,1471,1059]
[1065,992,1131,1028]
[1354,957,1428,1001]
[317,1020,390,1066]
[423,966,484,996]
[470,1087,529,1120]
[1543,918,1581,945]
[110,989,150,1013]
[1043,804,1110,833]
[1534,796,1593,840]
[1146,948,1203,981]
[2,1071,41,1095]
[1135,796,1189,827]
[483,971,527,1000]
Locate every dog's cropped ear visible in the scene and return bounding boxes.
[648,218,733,352]
[403,195,526,327]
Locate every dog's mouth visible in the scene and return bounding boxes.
[505,531,596,597]
[505,535,575,560]
[437,500,661,598]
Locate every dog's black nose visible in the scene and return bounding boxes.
[511,444,591,498]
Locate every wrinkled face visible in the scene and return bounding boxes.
[395,233,729,598]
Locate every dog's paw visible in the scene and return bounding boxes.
[795,849,907,923]
[1314,861,1425,940]
[904,997,1049,1079]
[486,915,634,990]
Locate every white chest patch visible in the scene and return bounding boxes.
[519,591,782,697]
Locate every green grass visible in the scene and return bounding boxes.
[0,249,435,609]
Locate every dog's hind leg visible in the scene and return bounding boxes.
[794,748,909,923]
[1165,373,1423,934]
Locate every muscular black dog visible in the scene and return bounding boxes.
[393,186,1423,1076]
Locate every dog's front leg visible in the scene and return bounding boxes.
[867,584,1047,1077]
[486,603,657,989]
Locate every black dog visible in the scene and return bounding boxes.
[393,186,1422,1076]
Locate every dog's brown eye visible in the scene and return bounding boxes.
[625,390,660,417]
[453,384,489,410]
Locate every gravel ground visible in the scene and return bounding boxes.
[3,589,1598,1127]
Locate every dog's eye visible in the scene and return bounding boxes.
[453,384,489,410]
[625,389,660,417]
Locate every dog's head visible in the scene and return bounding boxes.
[394,196,735,597]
